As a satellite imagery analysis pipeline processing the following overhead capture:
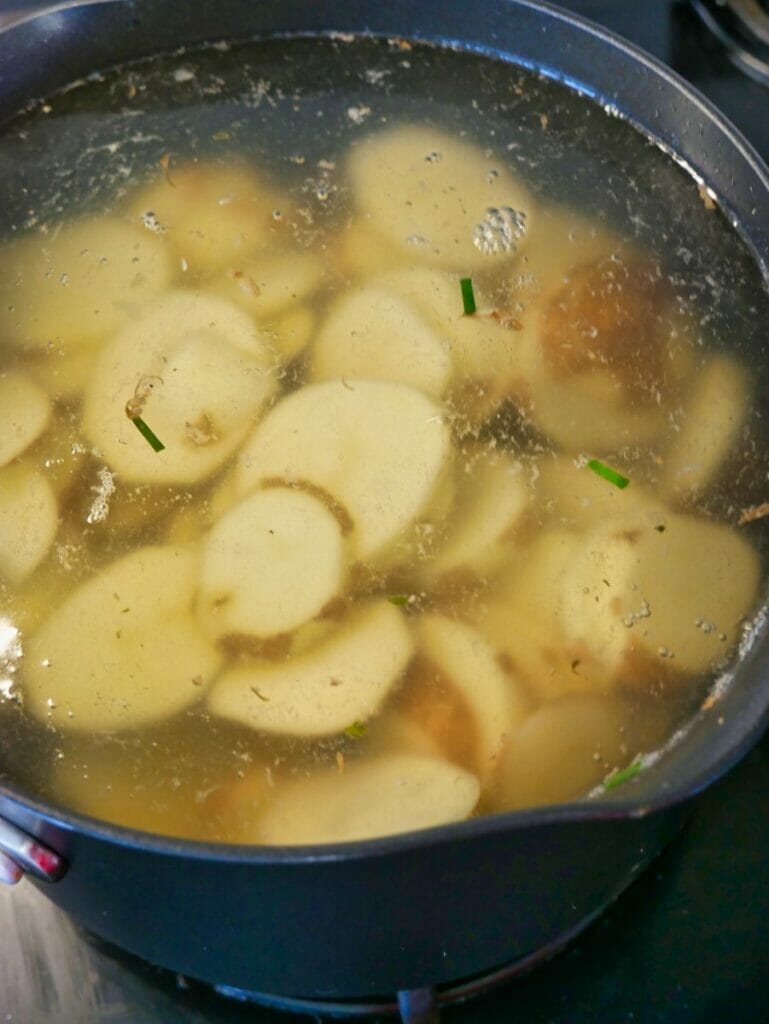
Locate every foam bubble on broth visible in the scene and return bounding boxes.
[0,35,768,845]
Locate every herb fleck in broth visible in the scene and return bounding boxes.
[0,36,767,845]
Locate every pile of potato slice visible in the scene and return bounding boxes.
[0,124,761,845]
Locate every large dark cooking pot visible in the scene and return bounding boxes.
[0,0,768,1001]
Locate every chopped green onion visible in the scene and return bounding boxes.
[387,594,409,606]
[131,416,165,452]
[604,759,644,791]
[460,277,476,315]
[587,458,629,490]
[344,720,368,740]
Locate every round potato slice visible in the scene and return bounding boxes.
[127,161,286,277]
[415,615,530,785]
[495,693,630,811]
[207,601,413,738]
[348,124,534,270]
[310,285,452,398]
[236,379,452,563]
[425,448,530,580]
[561,512,760,680]
[662,354,749,503]
[0,217,171,351]
[24,546,223,732]
[197,486,348,641]
[82,290,277,485]
[255,753,480,845]
[479,529,611,702]
[0,463,59,584]
[0,373,52,467]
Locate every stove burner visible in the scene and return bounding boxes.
[213,906,604,1023]
[692,0,769,83]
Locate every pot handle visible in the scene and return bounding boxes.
[0,815,67,885]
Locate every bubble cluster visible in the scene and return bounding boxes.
[472,205,527,255]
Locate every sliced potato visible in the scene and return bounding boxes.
[207,601,413,738]
[214,252,326,319]
[0,217,171,351]
[510,203,619,301]
[532,455,667,533]
[24,546,223,732]
[495,693,630,811]
[262,306,316,363]
[82,290,277,484]
[348,124,534,270]
[330,219,406,279]
[127,161,287,277]
[197,486,348,641]
[22,343,98,401]
[662,354,749,503]
[236,379,452,563]
[425,448,530,579]
[0,463,58,584]
[310,285,452,398]
[379,265,538,419]
[479,529,611,702]
[415,615,530,785]
[561,512,760,680]
[0,373,52,467]
[512,242,695,452]
[255,753,480,845]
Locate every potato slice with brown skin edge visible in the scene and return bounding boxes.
[348,124,534,271]
[197,486,347,641]
[82,290,277,485]
[479,529,612,702]
[414,615,531,786]
[0,373,51,467]
[254,754,481,845]
[0,463,59,585]
[236,379,453,564]
[560,512,760,681]
[24,546,222,732]
[207,601,413,738]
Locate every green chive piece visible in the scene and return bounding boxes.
[344,720,368,740]
[460,277,476,315]
[387,595,409,606]
[131,416,165,452]
[604,759,643,791]
[587,458,629,490]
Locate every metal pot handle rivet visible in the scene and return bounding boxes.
[0,816,66,884]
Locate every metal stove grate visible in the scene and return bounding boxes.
[213,906,603,1022]
[691,0,769,82]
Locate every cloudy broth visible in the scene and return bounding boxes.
[0,36,767,845]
